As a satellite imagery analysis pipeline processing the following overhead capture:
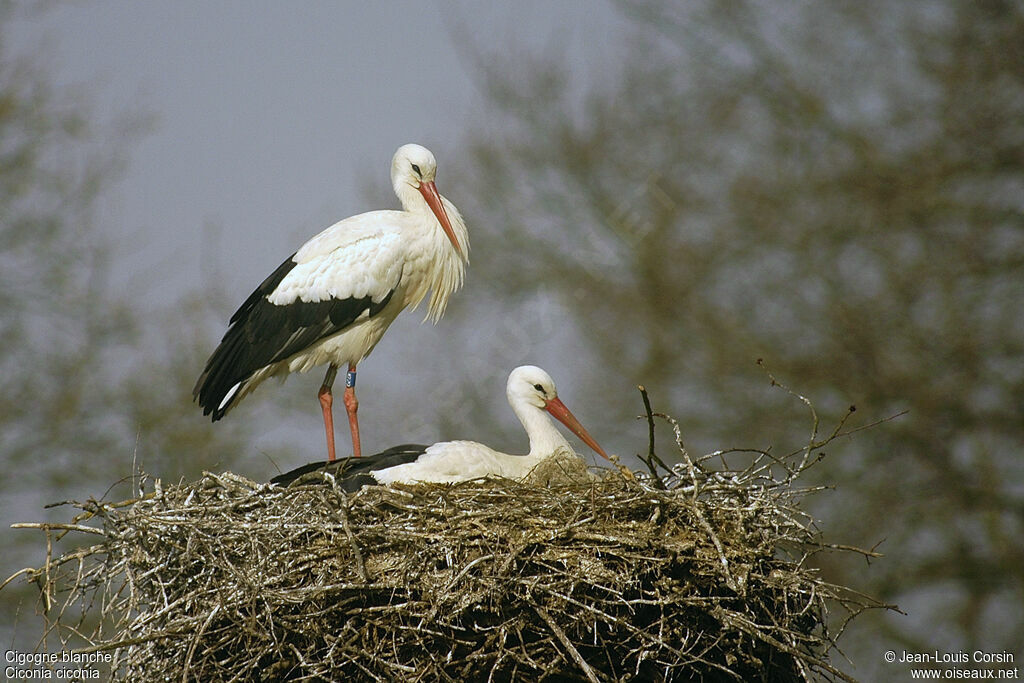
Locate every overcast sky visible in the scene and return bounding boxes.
[10,1,625,296]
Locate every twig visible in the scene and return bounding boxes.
[532,604,601,683]
[447,554,495,590]
[11,522,105,536]
[757,359,822,474]
[336,499,370,584]
[181,604,219,683]
[0,567,34,592]
[636,385,669,487]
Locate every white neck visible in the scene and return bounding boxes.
[394,181,428,215]
[393,183,469,323]
[511,399,573,459]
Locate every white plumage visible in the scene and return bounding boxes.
[271,366,612,489]
[195,144,469,461]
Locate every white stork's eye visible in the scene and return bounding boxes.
[533,383,544,393]
[411,163,422,177]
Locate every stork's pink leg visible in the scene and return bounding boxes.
[343,362,362,458]
[318,364,339,462]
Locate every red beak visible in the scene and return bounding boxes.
[544,397,612,461]
[418,180,463,258]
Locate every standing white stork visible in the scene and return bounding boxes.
[271,365,611,489]
[194,144,468,461]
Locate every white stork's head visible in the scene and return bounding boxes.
[391,144,464,258]
[506,365,611,461]
[392,143,439,185]
[507,365,558,409]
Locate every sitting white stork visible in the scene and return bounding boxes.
[271,365,611,489]
[194,144,468,461]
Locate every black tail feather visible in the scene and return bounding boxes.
[193,323,254,421]
[194,255,301,420]
[270,444,428,490]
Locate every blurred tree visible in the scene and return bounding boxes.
[0,18,260,498]
[0,6,294,649]
[449,0,1023,676]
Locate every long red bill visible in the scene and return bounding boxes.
[544,397,612,461]
[418,180,463,258]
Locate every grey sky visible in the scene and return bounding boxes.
[10,1,624,295]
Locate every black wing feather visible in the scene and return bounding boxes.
[270,444,429,490]
[193,253,395,420]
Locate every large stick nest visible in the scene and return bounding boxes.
[9,408,887,682]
